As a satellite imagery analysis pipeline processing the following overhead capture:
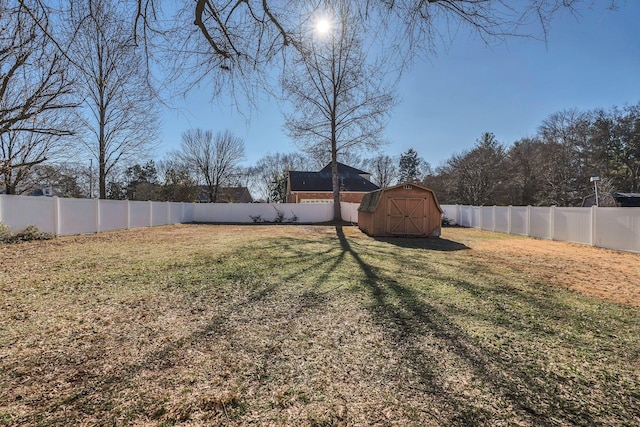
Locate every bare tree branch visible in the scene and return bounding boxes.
[65,0,160,199]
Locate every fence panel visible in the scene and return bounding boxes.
[494,207,510,233]
[553,207,591,245]
[168,203,183,224]
[181,203,195,223]
[58,198,96,235]
[472,207,482,228]
[129,201,151,228]
[459,206,473,227]
[595,207,640,253]
[291,203,333,223]
[0,195,55,233]
[191,203,335,223]
[481,207,493,230]
[100,200,128,232]
[510,207,528,236]
[151,202,168,226]
[529,207,552,239]
[440,205,458,224]
[341,202,359,223]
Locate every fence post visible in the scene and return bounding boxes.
[148,201,153,227]
[508,205,512,234]
[53,196,60,236]
[526,206,531,237]
[492,206,496,231]
[126,200,131,229]
[166,201,170,225]
[550,206,555,240]
[94,198,101,233]
[591,205,597,246]
[479,206,483,230]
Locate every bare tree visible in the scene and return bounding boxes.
[538,109,592,206]
[0,0,77,194]
[129,1,619,100]
[446,132,507,206]
[0,130,75,194]
[503,137,546,206]
[249,152,310,202]
[12,1,621,111]
[283,4,396,220]
[610,104,640,193]
[363,154,398,189]
[178,129,245,202]
[157,159,200,202]
[67,0,159,199]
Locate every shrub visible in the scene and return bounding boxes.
[1,224,54,243]
[15,225,44,241]
[249,214,263,223]
[0,222,12,243]
[273,209,284,223]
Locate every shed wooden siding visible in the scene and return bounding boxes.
[358,183,443,237]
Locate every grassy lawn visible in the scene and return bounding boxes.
[1,224,639,426]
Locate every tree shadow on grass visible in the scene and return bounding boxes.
[27,239,341,425]
[333,225,627,425]
[10,226,638,425]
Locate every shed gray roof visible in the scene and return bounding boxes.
[358,189,382,213]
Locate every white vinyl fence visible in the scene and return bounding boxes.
[0,194,360,236]
[441,204,640,254]
[2,194,639,254]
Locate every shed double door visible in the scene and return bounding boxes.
[386,198,426,235]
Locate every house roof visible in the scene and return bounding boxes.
[288,170,379,193]
[218,186,253,203]
[319,162,368,175]
[197,186,253,203]
[613,192,640,207]
[582,192,640,207]
[614,192,640,198]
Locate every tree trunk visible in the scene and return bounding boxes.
[331,138,341,222]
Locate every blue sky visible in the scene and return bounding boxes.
[158,3,640,169]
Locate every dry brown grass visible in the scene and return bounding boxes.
[1,225,639,426]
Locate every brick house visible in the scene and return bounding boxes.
[286,162,379,204]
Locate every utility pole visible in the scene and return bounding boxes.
[590,176,600,207]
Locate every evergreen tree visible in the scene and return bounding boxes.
[398,148,422,183]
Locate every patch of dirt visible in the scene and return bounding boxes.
[446,229,640,307]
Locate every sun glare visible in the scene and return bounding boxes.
[316,18,331,35]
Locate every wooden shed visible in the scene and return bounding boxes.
[358,183,443,237]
